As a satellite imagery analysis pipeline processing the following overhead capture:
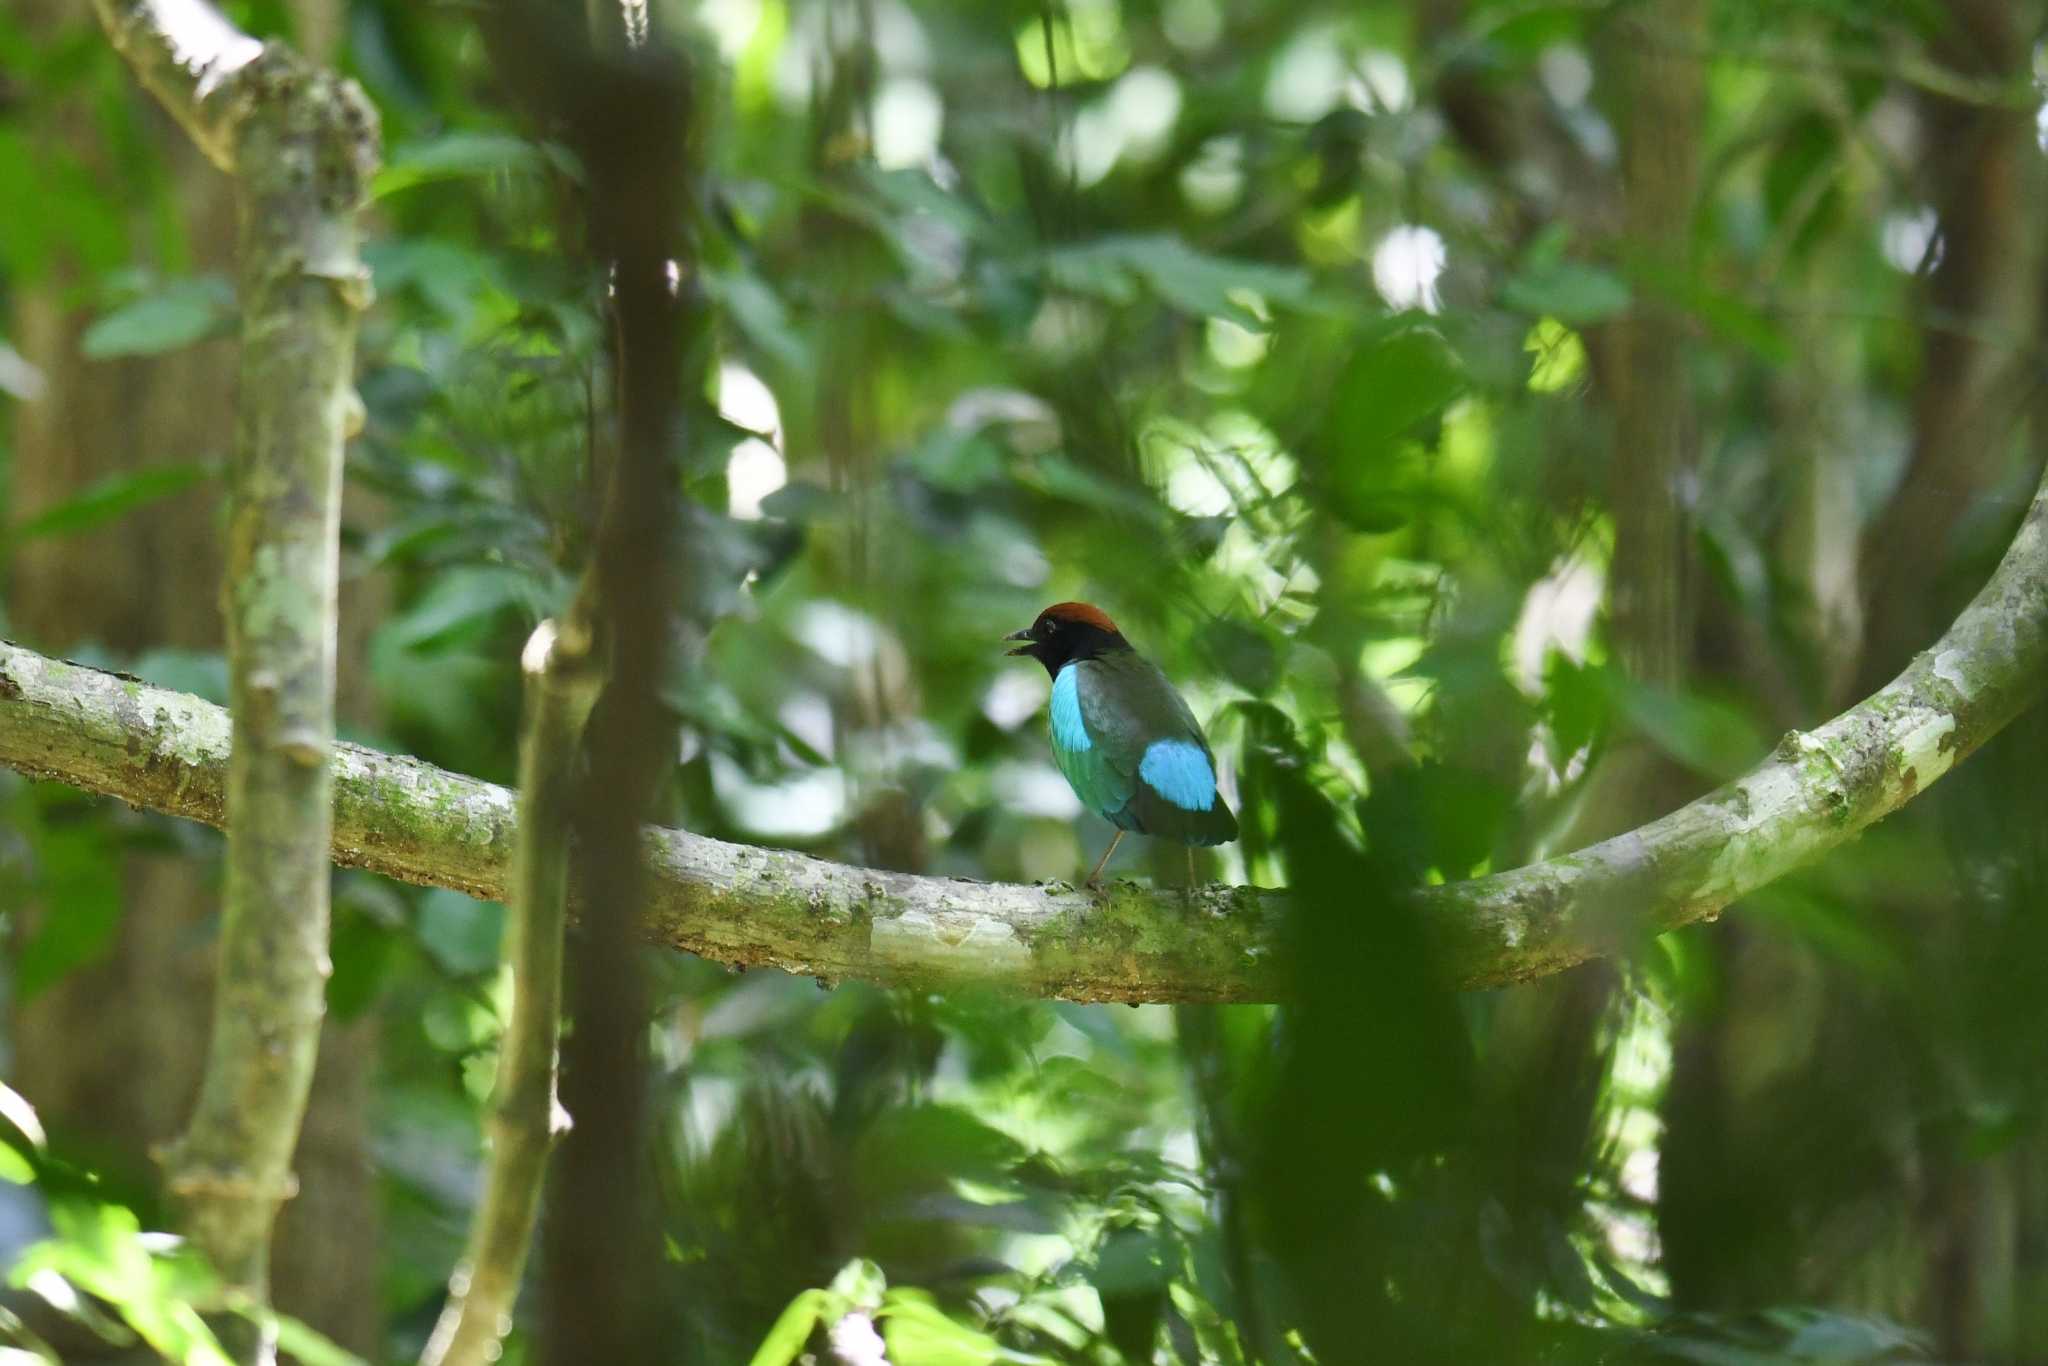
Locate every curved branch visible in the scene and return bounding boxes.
[90,0,267,172]
[1,470,2044,1001]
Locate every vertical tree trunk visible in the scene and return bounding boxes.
[7,4,379,1352]
[1602,0,1703,694]
[8,85,228,1184]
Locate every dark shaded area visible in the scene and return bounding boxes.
[471,5,704,1362]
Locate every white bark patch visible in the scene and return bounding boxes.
[1894,711,1958,788]
[872,910,1032,978]
[1932,648,1970,695]
[1700,764,1808,901]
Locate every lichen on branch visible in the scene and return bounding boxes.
[88,0,381,1348]
[3,467,2043,1002]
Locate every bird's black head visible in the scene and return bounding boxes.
[1005,601,1128,677]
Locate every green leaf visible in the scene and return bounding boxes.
[80,277,234,359]
[1608,675,1765,782]
[262,1309,371,1366]
[748,1288,831,1366]
[1500,260,1630,325]
[363,238,502,323]
[1316,324,1466,532]
[415,890,506,978]
[13,1204,234,1366]
[15,814,124,1001]
[1044,237,1318,327]
[880,1291,1052,1366]
[8,462,217,545]
[856,1105,1028,1192]
[372,131,549,199]
[1329,325,1466,457]
[1524,318,1589,393]
[377,565,543,651]
[705,267,812,374]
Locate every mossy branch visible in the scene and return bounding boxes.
[89,0,380,1350]
[3,459,2044,1001]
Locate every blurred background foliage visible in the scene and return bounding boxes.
[3,0,2048,1361]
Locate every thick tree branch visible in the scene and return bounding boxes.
[1,465,2044,1001]
[90,0,379,1349]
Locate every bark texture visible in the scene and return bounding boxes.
[11,0,378,1352]
[2,446,2044,1001]
[421,624,598,1366]
[87,0,380,1346]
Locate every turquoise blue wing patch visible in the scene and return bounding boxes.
[1050,664,1091,752]
[1049,664,1135,820]
[1137,739,1217,812]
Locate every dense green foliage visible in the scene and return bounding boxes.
[3,0,2048,1362]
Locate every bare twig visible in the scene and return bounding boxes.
[88,2,378,1355]
[419,622,600,1366]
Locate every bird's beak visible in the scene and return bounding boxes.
[1004,628,1034,657]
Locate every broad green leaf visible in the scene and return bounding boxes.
[1044,237,1317,327]
[749,1288,831,1366]
[1501,260,1630,325]
[705,267,812,374]
[8,462,217,545]
[377,565,542,651]
[372,131,549,199]
[80,277,234,359]
[13,1205,234,1366]
[880,1292,1052,1366]
[415,890,506,978]
[1328,324,1466,458]
[363,238,502,324]
[15,815,124,1001]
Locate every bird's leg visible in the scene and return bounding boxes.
[1186,847,1196,890]
[1085,830,1125,887]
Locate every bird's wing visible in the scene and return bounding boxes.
[1077,653,1237,845]
[1048,661,1138,821]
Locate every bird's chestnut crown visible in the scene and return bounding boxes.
[1004,601,1127,677]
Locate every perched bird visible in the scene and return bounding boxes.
[1006,602,1237,884]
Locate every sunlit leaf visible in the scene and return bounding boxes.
[880,1291,1051,1366]
[748,1288,831,1366]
